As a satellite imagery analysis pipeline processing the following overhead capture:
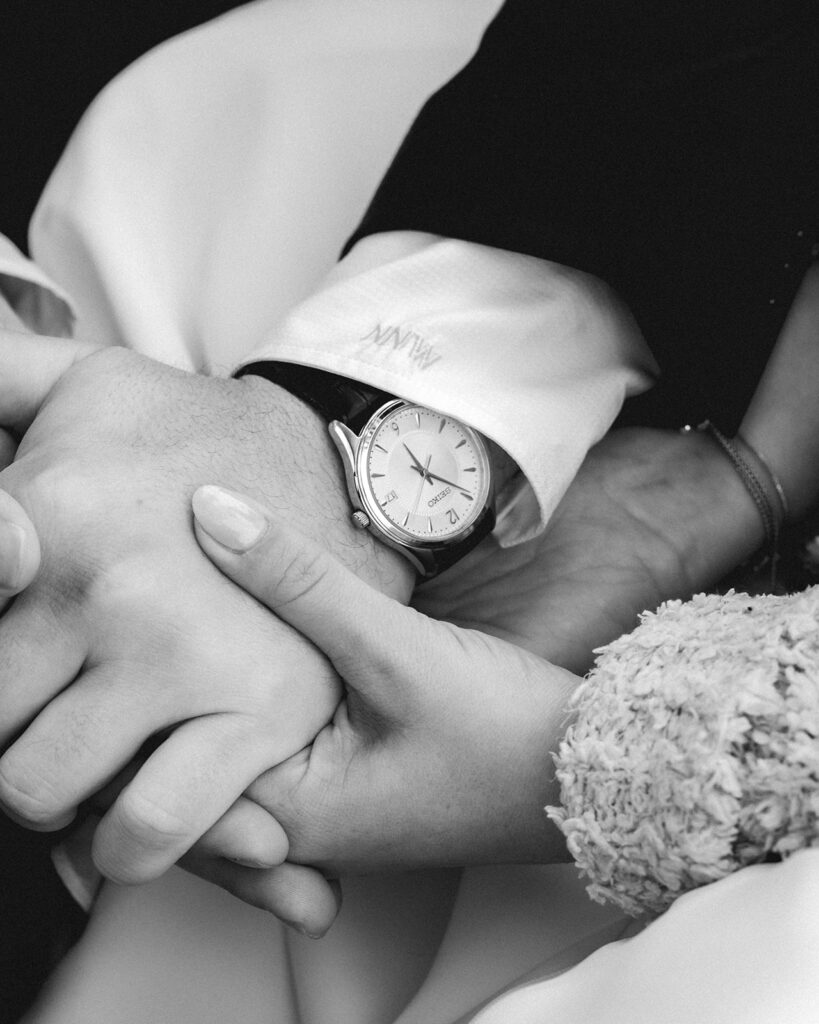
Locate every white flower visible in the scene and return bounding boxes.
[546,587,819,916]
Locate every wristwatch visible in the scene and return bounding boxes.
[240,363,495,577]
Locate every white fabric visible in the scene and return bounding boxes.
[30,0,654,547]
[0,235,74,336]
[468,849,819,1024]
[240,231,655,544]
[30,0,504,371]
[6,1,816,1022]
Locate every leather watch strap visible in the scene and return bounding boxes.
[420,504,495,574]
[238,362,395,433]
[239,361,495,577]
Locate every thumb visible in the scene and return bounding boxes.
[0,329,99,431]
[0,489,41,601]
[191,485,429,705]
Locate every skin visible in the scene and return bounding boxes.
[0,437,40,604]
[2,259,817,935]
[0,420,771,937]
[0,331,412,891]
[172,422,767,931]
[178,261,819,930]
[0,343,770,937]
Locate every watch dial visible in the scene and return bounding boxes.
[358,404,490,542]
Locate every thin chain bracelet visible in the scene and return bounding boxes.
[736,431,790,521]
[681,420,788,588]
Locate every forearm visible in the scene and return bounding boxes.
[738,261,819,521]
[536,266,819,665]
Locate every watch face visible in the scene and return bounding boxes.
[356,402,491,545]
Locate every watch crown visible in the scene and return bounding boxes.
[351,510,370,530]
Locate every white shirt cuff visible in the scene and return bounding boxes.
[0,234,75,337]
[236,233,658,545]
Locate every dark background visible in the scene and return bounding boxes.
[2,3,247,253]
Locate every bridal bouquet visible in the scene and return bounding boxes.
[547,587,819,916]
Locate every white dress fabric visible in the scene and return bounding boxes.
[10,2,819,1021]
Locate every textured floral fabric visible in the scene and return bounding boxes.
[550,587,819,915]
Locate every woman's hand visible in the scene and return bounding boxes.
[181,425,766,931]
[184,485,576,924]
[0,424,766,937]
[416,426,765,672]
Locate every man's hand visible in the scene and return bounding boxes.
[0,337,413,887]
[0,431,40,609]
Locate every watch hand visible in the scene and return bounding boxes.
[425,469,471,495]
[410,465,436,485]
[410,455,433,516]
[403,443,434,485]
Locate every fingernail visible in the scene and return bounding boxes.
[280,918,325,939]
[0,520,25,591]
[192,486,268,552]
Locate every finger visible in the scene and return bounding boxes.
[185,796,289,869]
[91,714,300,885]
[0,663,163,831]
[0,488,41,602]
[178,855,341,938]
[0,329,99,432]
[192,485,430,703]
[0,597,86,748]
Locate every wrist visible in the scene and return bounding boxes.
[241,374,414,601]
[487,663,577,865]
[241,364,498,578]
[739,418,819,523]
[677,427,767,582]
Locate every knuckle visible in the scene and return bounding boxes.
[52,344,139,399]
[114,787,195,853]
[98,787,200,885]
[75,344,133,373]
[0,760,67,828]
[84,559,200,669]
[0,461,100,600]
[246,774,334,868]
[272,548,330,609]
[85,555,164,613]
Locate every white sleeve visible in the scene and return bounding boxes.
[235,232,658,545]
[0,234,75,337]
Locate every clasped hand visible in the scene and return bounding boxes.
[0,326,765,938]
[0,330,576,937]
[0,331,410,900]
[158,417,764,918]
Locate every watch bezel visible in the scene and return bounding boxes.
[357,400,492,550]
[331,401,495,561]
